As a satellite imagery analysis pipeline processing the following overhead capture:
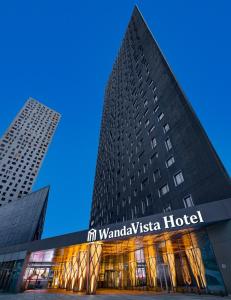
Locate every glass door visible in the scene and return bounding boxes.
[157,263,172,292]
[104,270,120,288]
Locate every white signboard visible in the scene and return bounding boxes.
[87,210,204,242]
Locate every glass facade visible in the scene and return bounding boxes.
[21,228,226,295]
[0,251,26,292]
[22,250,54,290]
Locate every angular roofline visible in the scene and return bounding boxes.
[28,97,62,117]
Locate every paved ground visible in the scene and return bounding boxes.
[0,292,230,300]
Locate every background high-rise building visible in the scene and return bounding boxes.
[0,98,60,205]
[90,7,231,227]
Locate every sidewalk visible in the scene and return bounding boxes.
[0,292,231,300]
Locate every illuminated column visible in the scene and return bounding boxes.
[51,269,60,288]
[182,233,206,289]
[163,236,177,289]
[66,254,80,291]
[118,255,124,288]
[128,251,137,287]
[59,262,66,289]
[73,251,88,292]
[70,255,78,290]
[180,256,192,285]
[86,242,102,294]
[144,244,157,288]
[61,248,74,289]
[51,249,65,289]
[54,264,62,288]
[63,261,69,288]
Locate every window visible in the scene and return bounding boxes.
[143,163,147,173]
[151,137,157,149]
[141,201,145,214]
[153,95,158,104]
[163,205,171,212]
[141,177,148,191]
[136,128,142,138]
[152,86,157,93]
[154,105,159,113]
[130,175,135,185]
[158,112,164,121]
[166,156,175,168]
[148,79,153,87]
[138,150,144,162]
[148,124,155,135]
[138,169,141,177]
[128,196,131,204]
[146,194,151,207]
[144,108,149,116]
[159,184,169,197]
[145,119,150,128]
[163,123,170,133]
[165,138,172,151]
[153,168,161,182]
[150,152,158,164]
[183,195,194,208]
[174,171,184,186]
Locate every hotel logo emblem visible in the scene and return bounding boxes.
[87,228,97,242]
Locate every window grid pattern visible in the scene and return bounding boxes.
[90,7,231,227]
[0,98,60,205]
[90,14,184,227]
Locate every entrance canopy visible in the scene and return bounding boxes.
[0,198,230,294]
[22,228,225,294]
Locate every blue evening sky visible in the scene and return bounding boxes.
[0,0,230,238]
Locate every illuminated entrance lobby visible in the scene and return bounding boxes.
[22,228,224,294]
[0,200,231,294]
[0,199,228,295]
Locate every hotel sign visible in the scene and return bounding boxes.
[87,210,204,242]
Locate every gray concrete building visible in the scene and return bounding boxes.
[90,6,231,227]
[0,98,60,205]
[0,186,49,248]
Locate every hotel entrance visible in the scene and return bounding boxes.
[104,270,120,288]
[22,228,226,295]
[98,239,175,292]
[95,229,225,294]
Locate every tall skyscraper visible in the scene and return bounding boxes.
[0,98,60,205]
[90,7,231,227]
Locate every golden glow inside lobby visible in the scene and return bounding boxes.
[21,228,225,295]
